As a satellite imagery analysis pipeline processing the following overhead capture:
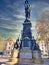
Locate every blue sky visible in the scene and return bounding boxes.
[0,0,49,41]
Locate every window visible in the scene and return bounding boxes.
[45,51,47,52]
[42,44,43,46]
[42,47,44,49]
[8,51,10,54]
[9,42,11,45]
[45,44,46,47]
[41,50,44,52]
[9,47,10,49]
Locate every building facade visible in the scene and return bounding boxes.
[3,37,14,56]
[37,39,48,58]
[46,38,49,57]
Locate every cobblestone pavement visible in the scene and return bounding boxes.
[0,58,49,65]
[14,58,49,65]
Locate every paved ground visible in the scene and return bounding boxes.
[0,58,49,65]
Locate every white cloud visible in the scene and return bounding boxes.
[31,2,49,19]
[0,23,21,30]
[31,4,36,9]
[16,9,24,13]
[14,14,25,19]
[40,6,49,21]
[0,17,11,21]
[42,6,49,14]
[31,22,36,29]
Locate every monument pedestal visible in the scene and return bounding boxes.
[20,47,32,59]
[19,47,33,63]
[33,50,44,64]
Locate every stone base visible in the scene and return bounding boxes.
[19,58,33,63]
[33,59,44,64]
[6,58,19,65]
[12,49,19,58]
[33,50,42,60]
[33,50,44,64]
[6,49,19,65]
[9,58,19,62]
[20,47,32,59]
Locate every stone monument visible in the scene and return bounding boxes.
[7,0,44,64]
[19,0,44,64]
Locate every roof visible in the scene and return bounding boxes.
[6,37,13,41]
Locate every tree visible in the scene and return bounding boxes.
[36,12,49,41]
